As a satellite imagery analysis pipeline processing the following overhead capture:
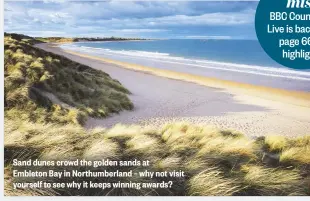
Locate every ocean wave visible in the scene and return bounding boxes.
[60,44,310,81]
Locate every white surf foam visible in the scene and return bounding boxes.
[60,44,310,82]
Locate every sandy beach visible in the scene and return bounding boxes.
[35,43,310,137]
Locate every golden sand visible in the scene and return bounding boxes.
[62,49,310,108]
[34,43,310,137]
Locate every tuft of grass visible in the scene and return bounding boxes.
[188,168,241,196]
[280,147,310,165]
[83,139,120,161]
[126,134,162,155]
[220,130,244,138]
[41,146,78,161]
[242,165,305,195]
[264,135,287,152]
[104,124,154,140]
[155,156,181,171]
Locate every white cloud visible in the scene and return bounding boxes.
[84,9,255,29]
[60,1,194,20]
[145,9,254,26]
[8,30,66,37]
[26,9,72,24]
[4,1,257,38]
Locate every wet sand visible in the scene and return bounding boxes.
[35,43,310,137]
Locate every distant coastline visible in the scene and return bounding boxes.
[35,36,151,43]
[59,40,310,92]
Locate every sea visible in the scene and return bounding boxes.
[60,39,310,91]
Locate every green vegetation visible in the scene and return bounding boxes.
[4,33,133,125]
[35,36,148,43]
[4,33,310,196]
[4,121,310,196]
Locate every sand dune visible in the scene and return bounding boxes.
[35,43,310,137]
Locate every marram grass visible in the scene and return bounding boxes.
[4,34,133,125]
[4,120,310,196]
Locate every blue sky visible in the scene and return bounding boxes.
[4,1,258,39]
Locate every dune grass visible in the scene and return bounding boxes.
[264,135,287,152]
[4,33,133,125]
[188,168,241,196]
[279,136,310,165]
[34,36,146,43]
[241,165,305,196]
[4,120,310,196]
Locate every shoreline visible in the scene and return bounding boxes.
[49,39,155,45]
[58,41,310,91]
[35,43,310,137]
[62,48,310,108]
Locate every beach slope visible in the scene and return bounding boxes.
[35,43,310,137]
